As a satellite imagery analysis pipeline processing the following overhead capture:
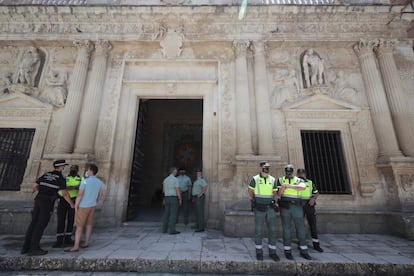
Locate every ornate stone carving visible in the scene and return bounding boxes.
[0,71,12,94]
[38,70,67,107]
[360,182,376,198]
[271,69,299,107]
[95,40,113,58]
[153,24,185,59]
[232,40,250,57]
[302,49,325,88]
[13,46,41,87]
[353,39,379,58]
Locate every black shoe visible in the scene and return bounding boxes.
[313,242,324,252]
[300,252,312,260]
[285,251,294,260]
[20,248,29,255]
[256,253,263,261]
[194,229,205,232]
[52,241,64,248]
[270,253,280,262]
[28,249,48,256]
[169,231,180,235]
[64,239,74,246]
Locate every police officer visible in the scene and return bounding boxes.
[21,159,73,256]
[176,167,192,225]
[162,167,182,235]
[192,169,208,233]
[277,164,311,260]
[53,164,82,247]
[248,161,280,262]
[297,168,323,252]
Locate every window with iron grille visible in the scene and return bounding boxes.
[301,130,350,194]
[0,128,35,191]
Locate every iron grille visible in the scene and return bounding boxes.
[0,128,35,191]
[301,130,350,194]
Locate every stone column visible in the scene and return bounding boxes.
[55,40,93,153]
[74,40,112,154]
[233,40,253,155]
[252,41,275,155]
[353,39,402,159]
[375,39,414,157]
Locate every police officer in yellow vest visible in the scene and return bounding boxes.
[248,161,280,262]
[277,164,311,260]
[297,168,323,252]
[53,165,82,247]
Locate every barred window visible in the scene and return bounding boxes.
[0,128,35,191]
[301,130,350,194]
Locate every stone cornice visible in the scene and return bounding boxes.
[0,5,409,41]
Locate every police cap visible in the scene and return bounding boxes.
[53,159,68,168]
[259,161,270,167]
[297,168,306,174]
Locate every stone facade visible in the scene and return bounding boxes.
[0,2,413,238]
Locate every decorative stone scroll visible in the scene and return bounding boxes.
[153,24,185,59]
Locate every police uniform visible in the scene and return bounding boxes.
[54,173,82,246]
[248,170,279,261]
[21,159,67,256]
[192,173,208,232]
[176,171,192,225]
[162,172,181,234]
[298,173,323,252]
[277,169,311,260]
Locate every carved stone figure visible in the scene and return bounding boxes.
[0,72,12,94]
[331,70,358,103]
[272,69,299,107]
[302,49,324,88]
[39,70,67,107]
[13,46,41,87]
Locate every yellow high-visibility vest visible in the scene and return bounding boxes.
[279,176,302,200]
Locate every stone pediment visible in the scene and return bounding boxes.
[0,92,53,118]
[282,94,361,111]
[282,94,361,121]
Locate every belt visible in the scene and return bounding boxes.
[181,191,188,193]
[165,196,177,198]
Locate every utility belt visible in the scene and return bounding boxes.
[252,200,279,213]
[277,199,304,209]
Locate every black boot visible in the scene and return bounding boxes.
[256,252,263,261]
[52,236,64,248]
[64,235,74,246]
[284,250,294,260]
[313,242,323,252]
[300,251,312,260]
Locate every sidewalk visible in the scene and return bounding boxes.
[0,222,413,275]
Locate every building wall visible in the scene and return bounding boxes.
[0,4,413,237]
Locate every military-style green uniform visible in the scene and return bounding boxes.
[176,174,192,225]
[277,176,308,255]
[248,173,278,256]
[162,174,180,234]
[192,177,208,231]
[299,177,322,248]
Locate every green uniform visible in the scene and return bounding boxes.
[277,176,308,254]
[177,175,192,225]
[248,173,278,255]
[162,174,180,234]
[192,177,208,231]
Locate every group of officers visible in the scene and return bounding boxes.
[162,167,208,235]
[248,161,323,262]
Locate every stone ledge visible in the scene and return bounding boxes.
[0,256,413,275]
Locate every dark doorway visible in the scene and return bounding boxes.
[127,99,203,221]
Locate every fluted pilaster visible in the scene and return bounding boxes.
[252,41,275,155]
[375,39,414,157]
[353,39,402,159]
[233,40,253,155]
[74,40,112,154]
[55,40,93,153]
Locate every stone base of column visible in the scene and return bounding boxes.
[377,157,414,239]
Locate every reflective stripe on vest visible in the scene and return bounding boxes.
[279,176,302,199]
[299,179,313,200]
[253,174,276,198]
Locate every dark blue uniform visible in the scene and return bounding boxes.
[21,170,66,255]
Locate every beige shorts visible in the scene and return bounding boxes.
[75,206,96,227]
